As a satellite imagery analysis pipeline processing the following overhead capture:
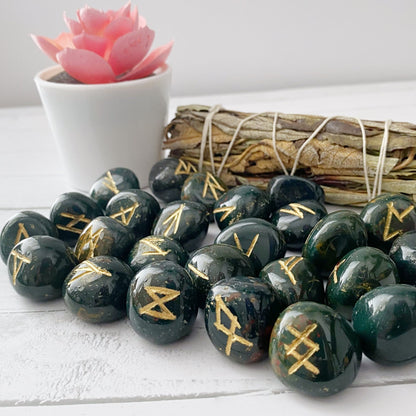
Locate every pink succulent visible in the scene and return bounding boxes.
[31,2,173,84]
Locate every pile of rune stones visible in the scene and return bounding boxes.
[2,157,416,397]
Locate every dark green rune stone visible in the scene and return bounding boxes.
[360,193,416,252]
[50,192,103,246]
[259,256,324,308]
[271,199,327,250]
[0,211,58,264]
[63,256,134,323]
[205,276,283,363]
[149,158,197,203]
[327,246,399,320]
[267,175,325,211]
[214,218,286,272]
[213,185,271,230]
[269,302,362,396]
[352,284,416,364]
[128,235,188,273]
[74,216,135,262]
[127,260,198,344]
[390,231,416,285]
[302,210,367,279]
[90,167,140,210]
[185,244,255,308]
[152,200,209,251]
[7,236,77,301]
[105,189,160,239]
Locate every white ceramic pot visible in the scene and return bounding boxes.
[35,64,171,191]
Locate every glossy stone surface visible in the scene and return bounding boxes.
[390,231,416,285]
[127,260,198,344]
[149,157,197,203]
[352,284,416,364]
[128,235,188,273]
[213,185,271,230]
[63,256,134,323]
[302,210,367,279]
[360,193,416,252]
[0,211,58,264]
[267,175,325,211]
[152,200,209,251]
[74,216,135,262]
[214,218,286,272]
[327,246,399,320]
[50,192,103,246]
[90,167,140,210]
[205,277,283,363]
[270,301,361,396]
[7,236,77,301]
[271,199,327,250]
[185,244,255,308]
[259,256,324,307]
[105,189,160,238]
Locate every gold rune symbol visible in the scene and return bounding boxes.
[162,205,184,236]
[109,202,139,225]
[284,323,320,375]
[212,205,236,222]
[280,203,316,219]
[278,257,303,285]
[233,233,259,257]
[214,295,253,356]
[140,237,171,257]
[57,213,91,235]
[103,171,119,194]
[139,286,180,320]
[10,249,31,285]
[383,202,415,241]
[332,259,346,284]
[188,264,209,280]
[75,227,104,260]
[14,223,29,245]
[174,159,197,175]
[68,260,112,284]
[202,172,225,200]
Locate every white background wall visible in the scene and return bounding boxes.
[1,0,416,107]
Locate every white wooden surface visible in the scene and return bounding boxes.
[1,81,416,415]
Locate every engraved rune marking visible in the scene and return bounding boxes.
[212,205,236,222]
[139,286,180,320]
[140,237,171,257]
[383,202,415,241]
[10,249,31,285]
[75,227,104,259]
[233,233,259,257]
[332,259,346,284]
[188,264,209,280]
[57,213,91,235]
[214,295,253,356]
[68,260,112,284]
[109,202,139,225]
[280,203,316,219]
[202,172,225,200]
[284,323,320,375]
[174,159,197,175]
[102,171,119,194]
[278,257,303,285]
[162,205,184,236]
[14,223,29,245]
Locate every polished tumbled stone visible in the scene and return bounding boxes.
[213,185,271,230]
[214,218,286,272]
[152,200,209,251]
[327,246,399,320]
[271,199,327,250]
[269,301,362,396]
[259,256,324,308]
[106,189,160,239]
[8,235,77,301]
[360,193,416,252]
[390,231,416,285]
[0,211,58,264]
[205,276,283,363]
[302,210,367,279]
[185,244,255,308]
[50,192,103,246]
[352,284,416,364]
[90,167,140,210]
[63,256,134,323]
[127,260,198,344]
[149,157,197,203]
